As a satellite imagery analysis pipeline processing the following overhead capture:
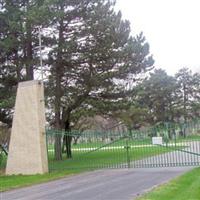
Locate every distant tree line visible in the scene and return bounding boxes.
[118,68,200,129]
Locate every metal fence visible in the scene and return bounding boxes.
[47,119,200,171]
[0,119,199,173]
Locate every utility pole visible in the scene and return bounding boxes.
[39,26,44,81]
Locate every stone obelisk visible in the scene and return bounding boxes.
[6,80,48,175]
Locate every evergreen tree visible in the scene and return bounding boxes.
[0,0,50,81]
[137,69,178,124]
[45,0,154,159]
[191,73,200,118]
[176,68,200,121]
[0,0,51,125]
[0,65,17,125]
[1,0,154,160]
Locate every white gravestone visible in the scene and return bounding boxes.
[152,137,163,145]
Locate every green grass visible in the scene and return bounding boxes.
[169,134,200,143]
[0,169,85,192]
[0,154,7,170]
[47,137,170,170]
[137,167,200,200]
[47,134,200,150]
[0,145,170,192]
[48,146,173,170]
[0,137,188,192]
[47,138,152,150]
[1,130,199,192]
[70,138,152,148]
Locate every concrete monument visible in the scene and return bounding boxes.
[6,80,48,175]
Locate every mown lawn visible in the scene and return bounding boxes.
[137,167,200,200]
[168,134,200,144]
[47,138,152,149]
[0,145,171,192]
[0,169,83,192]
[48,145,172,170]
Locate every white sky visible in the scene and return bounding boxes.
[115,0,200,75]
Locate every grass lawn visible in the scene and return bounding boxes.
[1,129,199,192]
[49,145,172,170]
[70,138,152,148]
[168,134,200,144]
[0,169,85,192]
[0,133,190,193]
[0,145,171,192]
[137,167,200,200]
[47,138,152,150]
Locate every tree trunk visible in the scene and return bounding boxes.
[183,84,187,138]
[13,32,21,83]
[54,63,62,160]
[54,17,64,160]
[64,120,72,158]
[61,107,73,158]
[54,83,62,160]
[54,135,62,160]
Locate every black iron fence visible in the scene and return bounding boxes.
[46,119,200,171]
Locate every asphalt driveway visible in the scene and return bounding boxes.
[1,167,193,200]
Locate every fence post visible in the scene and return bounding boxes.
[125,136,130,168]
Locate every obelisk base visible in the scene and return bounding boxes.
[6,80,48,175]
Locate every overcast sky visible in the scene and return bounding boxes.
[115,0,200,75]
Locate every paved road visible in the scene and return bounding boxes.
[132,141,200,167]
[1,167,193,200]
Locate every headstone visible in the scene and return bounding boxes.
[152,137,163,145]
[6,80,48,175]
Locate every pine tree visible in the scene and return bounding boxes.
[137,69,178,124]
[176,68,200,121]
[45,0,154,159]
[1,0,154,160]
[0,0,51,125]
